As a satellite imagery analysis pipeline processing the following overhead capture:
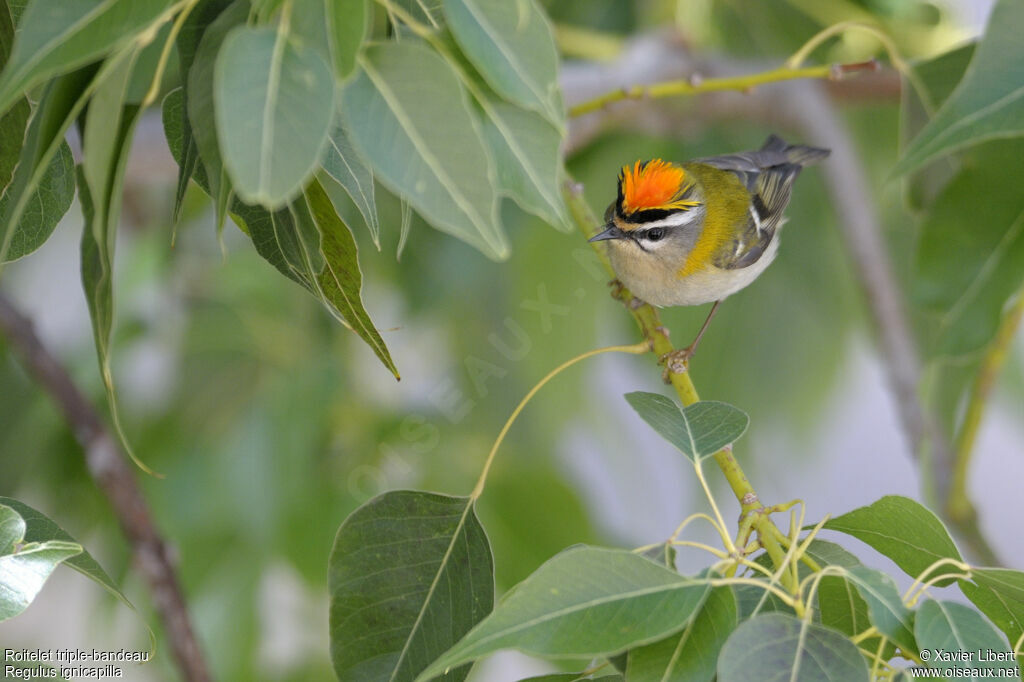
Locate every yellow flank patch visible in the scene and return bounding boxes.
[678,164,748,277]
[620,159,698,215]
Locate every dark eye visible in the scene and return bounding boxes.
[646,227,665,242]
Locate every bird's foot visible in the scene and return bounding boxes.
[608,278,626,301]
[659,345,694,383]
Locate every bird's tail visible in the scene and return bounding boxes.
[761,134,830,166]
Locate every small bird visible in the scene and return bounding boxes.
[589,134,829,372]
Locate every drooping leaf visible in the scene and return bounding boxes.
[0,0,174,116]
[329,490,493,682]
[303,179,398,377]
[187,0,248,230]
[816,577,891,659]
[627,582,736,682]
[914,600,1017,679]
[895,0,1024,174]
[844,565,916,654]
[291,0,366,80]
[0,504,82,622]
[442,0,563,124]
[340,42,507,259]
[911,139,1024,358]
[624,392,749,462]
[0,63,99,264]
[79,49,155,475]
[214,25,334,207]
[170,0,234,224]
[417,547,710,680]
[480,99,568,230]
[823,496,962,586]
[717,613,869,682]
[0,0,28,191]
[0,497,130,607]
[321,120,380,246]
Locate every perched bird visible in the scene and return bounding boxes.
[589,134,829,372]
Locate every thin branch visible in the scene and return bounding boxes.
[946,283,1024,565]
[0,292,212,682]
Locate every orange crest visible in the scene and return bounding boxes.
[619,159,696,215]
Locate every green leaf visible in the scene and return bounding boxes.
[0,504,82,622]
[844,565,916,654]
[79,49,155,475]
[214,25,334,207]
[170,0,234,225]
[292,0,367,80]
[0,63,99,264]
[816,577,891,659]
[518,675,624,682]
[894,0,1024,174]
[823,496,962,586]
[0,0,174,116]
[329,490,493,682]
[915,600,1017,679]
[624,392,749,462]
[911,140,1024,358]
[304,179,398,378]
[627,582,737,682]
[717,613,869,682]
[480,99,568,230]
[0,135,75,262]
[340,42,507,260]
[442,0,562,124]
[417,547,710,680]
[0,0,28,192]
[187,0,248,231]
[0,497,130,607]
[321,120,380,246]
[961,568,1024,652]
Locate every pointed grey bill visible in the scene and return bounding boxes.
[589,223,626,242]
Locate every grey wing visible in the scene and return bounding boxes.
[696,134,829,191]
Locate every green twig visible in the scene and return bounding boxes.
[567,59,879,117]
[946,283,1024,564]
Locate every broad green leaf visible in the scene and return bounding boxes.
[915,600,1017,679]
[187,0,248,230]
[627,583,736,682]
[845,565,916,654]
[442,0,562,124]
[823,496,962,585]
[717,613,869,682]
[292,0,366,80]
[480,99,568,230]
[0,497,129,607]
[0,504,82,622]
[911,140,1024,358]
[733,582,795,620]
[170,0,234,224]
[340,42,507,260]
[624,392,749,462]
[214,25,334,207]
[304,179,398,377]
[0,61,99,265]
[80,50,155,475]
[0,132,75,263]
[321,120,380,246]
[895,0,1024,174]
[329,490,493,682]
[961,569,1024,652]
[417,547,710,680]
[816,577,891,659]
[0,0,174,116]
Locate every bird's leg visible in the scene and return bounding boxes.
[660,300,721,382]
